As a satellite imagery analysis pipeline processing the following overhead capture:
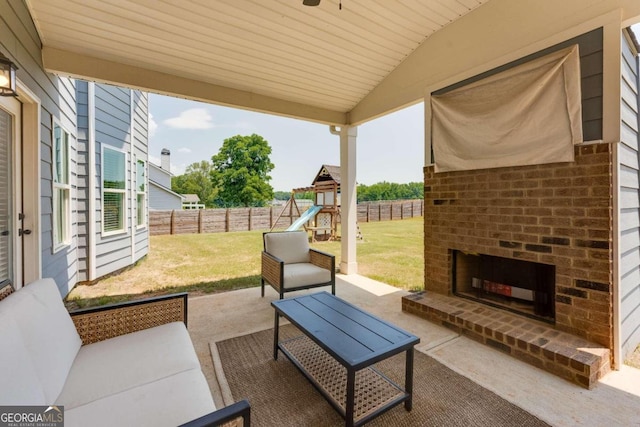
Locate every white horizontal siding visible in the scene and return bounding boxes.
[132,91,149,263]
[92,84,149,278]
[1,0,80,294]
[149,164,171,189]
[619,31,640,361]
[149,184,183,211]
[619,163,638,188]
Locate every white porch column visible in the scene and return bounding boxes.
[339,125,358,274]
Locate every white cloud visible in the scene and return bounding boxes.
[178,147,192,153]
[164,108,214,129]
[148,154,160,167]
[148,113,158,137]
[173,163,187,175]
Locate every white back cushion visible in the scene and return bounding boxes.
[264,231,310,264]
[0,312,46,405]
[6,279,82,402]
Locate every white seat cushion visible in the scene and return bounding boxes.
[264,231,310,264]
[64,369,216,427]
[283,263,331,289]
[3,278,82,403]
[0,312,46,405]
[57,322,201,409]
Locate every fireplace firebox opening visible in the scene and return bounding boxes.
[452,251,555,322]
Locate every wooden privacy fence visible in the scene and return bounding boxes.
[150,199,424,236]
[357,199,424,223]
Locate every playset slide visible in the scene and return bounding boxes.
[286,205,322,231]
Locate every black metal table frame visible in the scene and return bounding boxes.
[272,294,418,427]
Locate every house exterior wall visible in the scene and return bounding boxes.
[76,82,149,280]
[1,0,78,295]
[149,182,184,211]
[619,30,640,361]
[75,81,90,282]
[132,91,149,263]
[149,162,171,188]
[148,163,183,210]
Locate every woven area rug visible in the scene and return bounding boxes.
[211,325,549,427]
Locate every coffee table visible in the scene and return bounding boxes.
[271,292,420,427]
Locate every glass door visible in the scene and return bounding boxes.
[0,97,22,288]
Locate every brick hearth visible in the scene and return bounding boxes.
[408,143,614,388]
[402,292,610,388]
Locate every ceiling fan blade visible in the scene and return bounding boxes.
[303,0,321,6]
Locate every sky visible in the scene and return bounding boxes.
[148,94,424,192]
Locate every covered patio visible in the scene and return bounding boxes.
[3,0,640,423]
[18,0,640,371]
[188,276,640,426]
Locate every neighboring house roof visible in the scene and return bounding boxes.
[312,165,340,186]
[183,194,200,203]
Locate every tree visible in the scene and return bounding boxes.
[357,181,423,202]
[273,191,292,201]
[211,134,275,207]
[171,161,218,207]
[273,190,314,201]
[296,191,315,200]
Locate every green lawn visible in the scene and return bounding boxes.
[67,217,424,307]
[309,218,424,290]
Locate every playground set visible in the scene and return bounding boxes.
[271,165,342,241]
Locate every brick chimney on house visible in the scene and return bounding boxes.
[161,148,170,172]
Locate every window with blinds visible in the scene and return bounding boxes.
[102,146,126,234]
[53,123,71,250]
[136,159,146,227]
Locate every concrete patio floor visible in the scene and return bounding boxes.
[187,274,640,426]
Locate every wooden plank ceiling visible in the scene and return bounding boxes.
[26,0,488,123]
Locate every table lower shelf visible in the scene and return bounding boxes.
[279,335,407,425]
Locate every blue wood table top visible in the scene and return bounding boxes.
[272,291,420,370]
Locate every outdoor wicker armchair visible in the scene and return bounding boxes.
[261,230,335,299]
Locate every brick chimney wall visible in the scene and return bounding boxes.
[424,143,613,349]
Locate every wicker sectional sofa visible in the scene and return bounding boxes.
[0,278,249,427]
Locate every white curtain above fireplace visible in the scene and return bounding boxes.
[431,45,582,173]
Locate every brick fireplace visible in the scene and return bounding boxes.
[402,143,613,387]
[452,251,556,321]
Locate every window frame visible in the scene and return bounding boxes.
[52,121,72,252]
[135,158,146,228]
[101,145,128,236]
